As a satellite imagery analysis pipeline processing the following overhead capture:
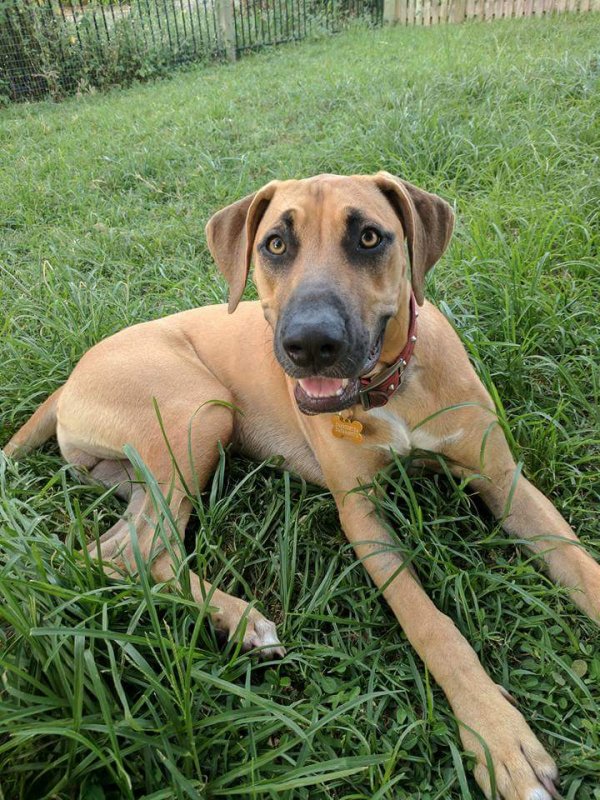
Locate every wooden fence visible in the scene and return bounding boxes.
[383,0,600,24]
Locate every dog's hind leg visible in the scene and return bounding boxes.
[152,546,284,658]
[75,380,284,659]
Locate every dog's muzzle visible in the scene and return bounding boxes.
[274,287,378,414]
[277,290,418,415]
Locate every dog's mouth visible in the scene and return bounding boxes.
[294,376,359,414]
[293,332,384,415]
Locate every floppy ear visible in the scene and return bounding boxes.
[374,171,454,305]
[205,182,278,313]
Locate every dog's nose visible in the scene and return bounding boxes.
[283,322,346,371]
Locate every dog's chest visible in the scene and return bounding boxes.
[363,407,453,456]
[236,414,326,486]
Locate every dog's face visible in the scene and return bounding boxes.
[206,173,454,415]
[252,177,409,414]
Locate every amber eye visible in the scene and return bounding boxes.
[266,235,286,255]
[359,228,382,249]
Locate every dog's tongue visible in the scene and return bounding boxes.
[298,377,344,398]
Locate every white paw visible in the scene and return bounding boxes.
[221,606,285,659]
[239,613,286,659]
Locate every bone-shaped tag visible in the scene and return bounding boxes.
[331,415,364,443]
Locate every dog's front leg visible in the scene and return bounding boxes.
[333,488,558,800]
[448,420,600,624]
[478,469,600,624]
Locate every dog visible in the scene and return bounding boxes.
[5,172,600,799]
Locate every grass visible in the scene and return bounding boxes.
[0,13,599,800]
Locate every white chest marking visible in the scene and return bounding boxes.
[367,407,463,455]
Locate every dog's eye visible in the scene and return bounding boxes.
[266,236,286,255]
[359,228,381,249]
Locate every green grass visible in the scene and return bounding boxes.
[1,14,599,800]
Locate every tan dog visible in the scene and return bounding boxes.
[5,172,600,800]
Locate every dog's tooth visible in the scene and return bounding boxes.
[299,379,314,398]
[341,379,348,388]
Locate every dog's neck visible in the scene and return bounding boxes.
[356,282,417,411]
[379,281,414,367]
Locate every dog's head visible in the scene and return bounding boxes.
[206,172,454,414]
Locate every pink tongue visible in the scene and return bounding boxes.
[298,377,344,398]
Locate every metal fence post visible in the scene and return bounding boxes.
[216,0,236,60]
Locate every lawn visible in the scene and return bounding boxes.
[0,13,599,800]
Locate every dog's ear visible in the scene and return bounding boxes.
[374,171,454,305]
[205,182,278,313]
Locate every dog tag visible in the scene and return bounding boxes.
[331,413,364,443]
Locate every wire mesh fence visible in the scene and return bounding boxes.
[0,0,383,102]
[233,0,381,51]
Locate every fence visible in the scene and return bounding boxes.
[0,0,382,102]
[383,0,599,24]
[1,0,597,103]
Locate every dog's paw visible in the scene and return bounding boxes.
[237,610,285,659]
[214,603,285,659]
[455,687,559,799]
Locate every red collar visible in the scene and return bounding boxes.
[358,291,418,411]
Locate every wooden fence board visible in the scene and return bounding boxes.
[398,0,405,23]
[453,0,467,19]
[386,0,596,22]
[397,0,408,23]
[424,0,431,24]
[384,0,396,22]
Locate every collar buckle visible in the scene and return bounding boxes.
[358,358,407,411]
